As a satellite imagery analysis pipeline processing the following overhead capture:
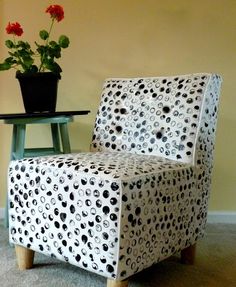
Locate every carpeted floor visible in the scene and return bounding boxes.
[1,220,236,287]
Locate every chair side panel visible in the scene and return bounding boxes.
[116,167,197,280]
[194,74,222,233]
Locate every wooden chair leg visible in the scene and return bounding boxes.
[15,245,35,270]
[107,279,129,287]
[181,243,196,265]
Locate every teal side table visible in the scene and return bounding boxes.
[0,110,90,227]
[6,116,73,160]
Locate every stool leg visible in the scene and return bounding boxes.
[10,125,18,160]
[4,194,9,228]
[15,245,35,270]
[15,124,26,159]
[5,124,26,228]
[51,123,61,153]
[59,123,71,153]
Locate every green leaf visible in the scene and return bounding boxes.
[5,40,14,49]
[39,30,49,40]
[49,45,61,59]
[17,41,31,50]
[8,51,17,57]
[45,60,62,74]
[49,41,58,48]
[36,45,47,56]
[0,62,11,70]
[25,65,38,73]
[23,57,34,68]
[5,57,17,64]
[18,49,30,57]
[58,35,70,48]
[54,51,61,59]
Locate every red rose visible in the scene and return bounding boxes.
[46,5,64,22]
[6,22,23,36]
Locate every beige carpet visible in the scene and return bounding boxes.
[1,220,236,287]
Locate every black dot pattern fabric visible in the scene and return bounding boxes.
[91,74,219,164]
[8,73,222,281]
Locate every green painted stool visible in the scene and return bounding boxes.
[6,116,72,160]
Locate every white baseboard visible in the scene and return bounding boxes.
[207,211,236,224]
[0,208,235,223]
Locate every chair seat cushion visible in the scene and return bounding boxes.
[8,151,196,280]
[20,151,192,179]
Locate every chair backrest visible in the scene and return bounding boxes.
[91,73,222,166]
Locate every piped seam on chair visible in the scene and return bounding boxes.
[192,74,212,166]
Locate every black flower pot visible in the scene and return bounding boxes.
[16,72,61,113]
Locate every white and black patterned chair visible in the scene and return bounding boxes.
[8,73,222,287]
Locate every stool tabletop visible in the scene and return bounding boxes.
[0,110,90,120]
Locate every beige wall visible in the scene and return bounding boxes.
[0,0,235,211]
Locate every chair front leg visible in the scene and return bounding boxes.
[15,245,35,270]
[181,243,196,265]
[107,278,129,287]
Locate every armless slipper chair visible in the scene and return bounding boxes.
[8,73,222,287]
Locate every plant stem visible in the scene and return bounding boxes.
[47,18,55,45]
[38,18,55,72]
[13,35,25,72]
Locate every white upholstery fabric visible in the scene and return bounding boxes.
[8,73,222,281]
[92,74,217,164]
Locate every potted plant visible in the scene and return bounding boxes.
[0,4,70,113]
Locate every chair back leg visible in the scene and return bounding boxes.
[181,244,196,265]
